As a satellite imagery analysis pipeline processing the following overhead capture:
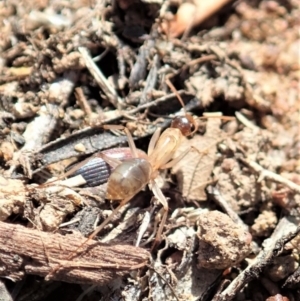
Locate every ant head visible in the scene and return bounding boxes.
[171,113,197,136]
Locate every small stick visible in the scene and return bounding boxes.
[235,111,260,131]
[0,221,149,285]
[240,158,300,194]
[75,87,93,119]
[140,54,160,104]
[148,265,180,301]
[126,91,189,115]
[212,216,300,301]
[185,54,217,67]
[207,186,249,231]
[79,47,124,109]
[6,104,59,178]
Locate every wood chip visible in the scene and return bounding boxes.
[0,221,150,285]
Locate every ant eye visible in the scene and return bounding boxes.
[189,120,196,133]
[171,116,192,136]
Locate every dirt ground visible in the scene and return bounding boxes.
[0,1,299,301]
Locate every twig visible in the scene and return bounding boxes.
[186,54,217,67]
[127,91,189,115]
[207,186,249,231]
[136,208,154,247]
[129,38,155,89]
[0,221,149,285]
[212,216,300,301]
[6,104,59,178]
[240,158,300,194]
[92,48,109,62]
[140,54,160,104]
[75,87,93,118]
[78,47,124,109]
[148,265,180,301]
[235,111,260,131]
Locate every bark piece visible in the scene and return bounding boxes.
[0,221,150,285]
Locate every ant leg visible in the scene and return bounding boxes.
[97,152,122,168]
[160,145,203,170]
[61,155,100,179]
[49,196,132,276]
[42,153,101,187]
[104,124,139,158]
[65,196,132,261]
[149,179,169,250]
[89,196,132,240]
[148,128,161,156]
[123,128,139,158]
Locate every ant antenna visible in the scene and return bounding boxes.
[165,77,198,135]
[165,78,187,114]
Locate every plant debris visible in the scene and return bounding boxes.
[0,220,150,285]
[0,0,299,300]
[197,210,252,270]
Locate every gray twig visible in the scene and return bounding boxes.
[79,47,124,109]
[207,186,249,231]
[240,158,300,194]
[212,216,300,301]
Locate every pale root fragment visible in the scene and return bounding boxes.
[161,0,233,38]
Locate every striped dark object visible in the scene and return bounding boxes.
[71,147,147,187]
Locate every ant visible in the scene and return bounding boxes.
[45,103,199,278]
[84,105,232,249]
[85,113,197,247]
[46,89,234,277]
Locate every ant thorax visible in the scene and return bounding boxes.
[148,128,183,170]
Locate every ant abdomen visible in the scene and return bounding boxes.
[106,158,152,200]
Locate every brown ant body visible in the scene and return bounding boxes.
[45,92,233,277]
[45,113,198,279]
[86,114,196,247]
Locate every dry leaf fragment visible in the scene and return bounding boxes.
[171,116,222,200]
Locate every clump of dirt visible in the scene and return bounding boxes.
[0,1,299,301]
